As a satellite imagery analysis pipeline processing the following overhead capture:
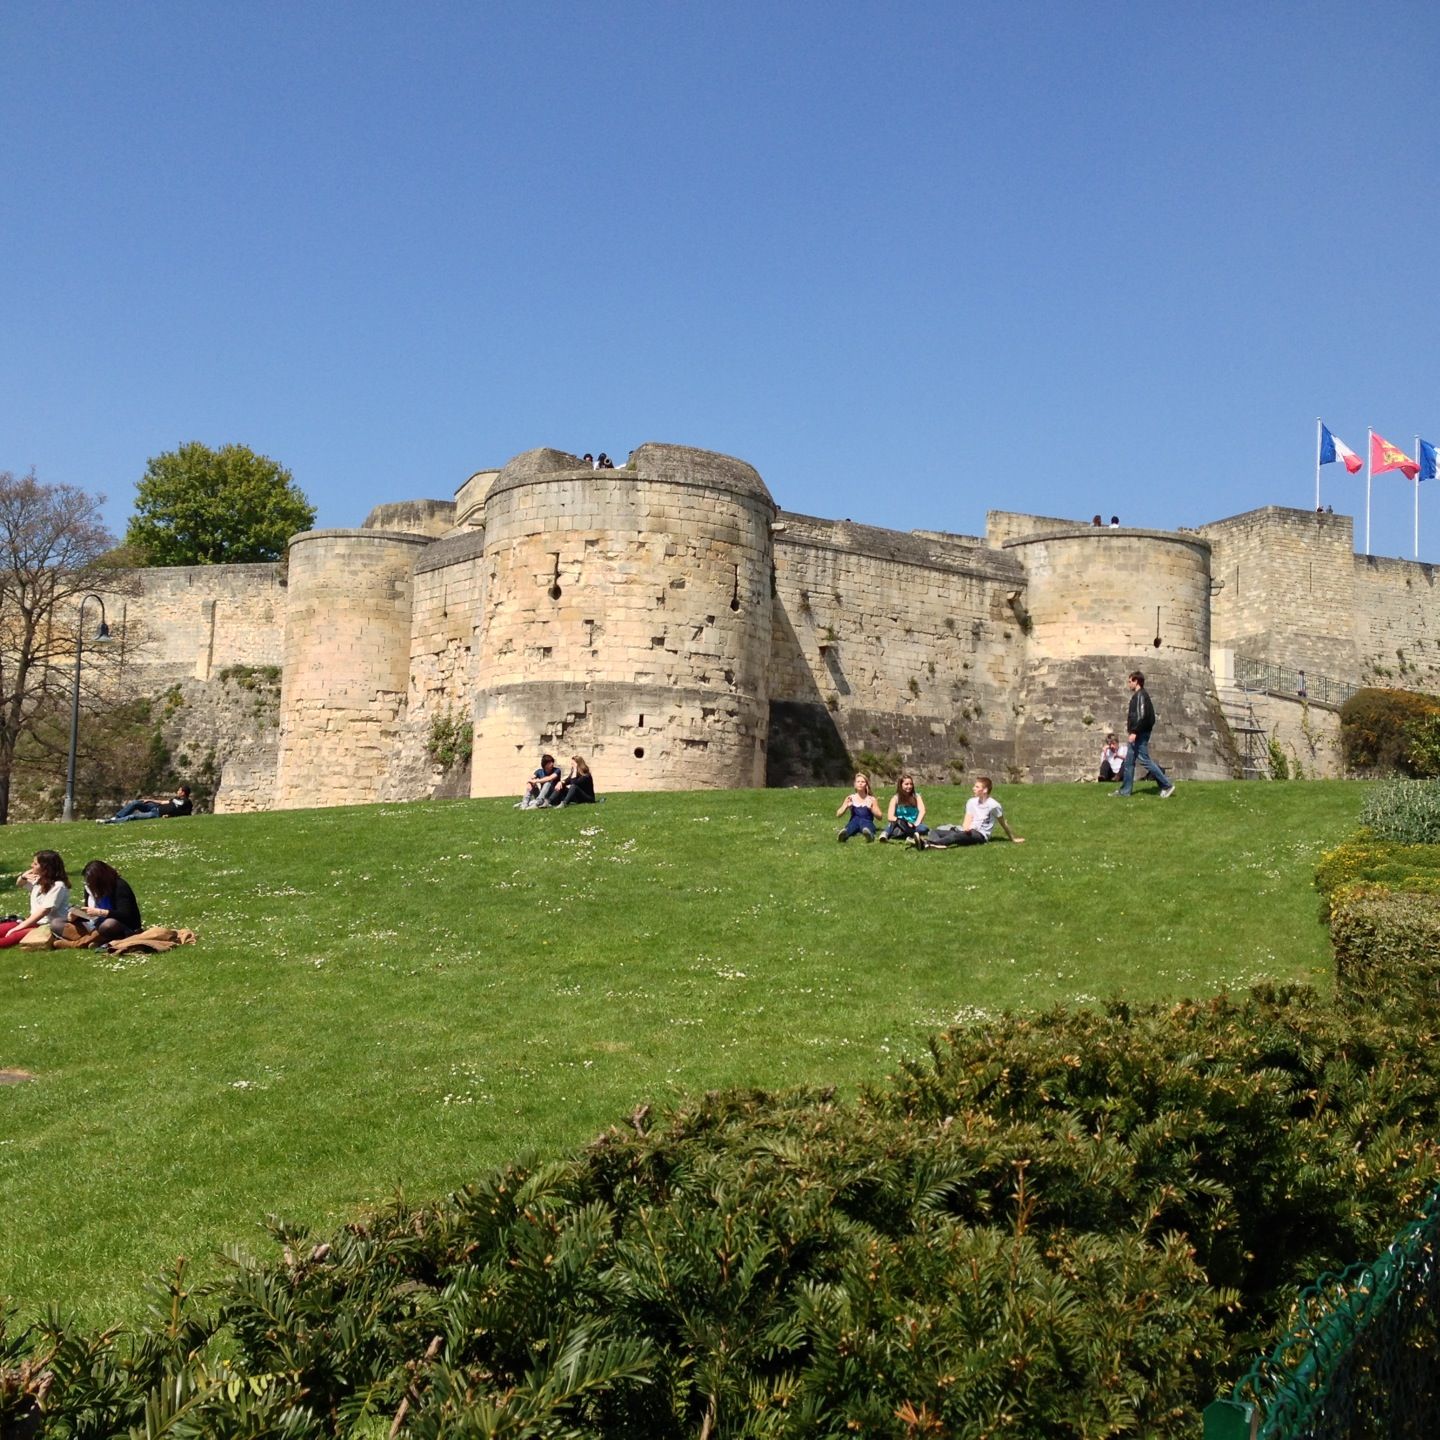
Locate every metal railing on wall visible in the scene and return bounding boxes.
[1233,656,1357,709]
[1204,1185,1440,1439]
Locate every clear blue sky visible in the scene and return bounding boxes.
[5,2,1438,559]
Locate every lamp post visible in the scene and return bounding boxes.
[63,595,111,822]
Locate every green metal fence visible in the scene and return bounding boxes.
[1204,1187,1440,1439]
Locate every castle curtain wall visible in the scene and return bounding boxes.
[766,515,1023,784]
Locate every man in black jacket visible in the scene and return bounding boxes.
[1113,672,1175,799]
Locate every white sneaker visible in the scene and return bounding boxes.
[1160,785,1176,799]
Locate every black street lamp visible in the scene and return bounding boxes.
[63,595,111,822]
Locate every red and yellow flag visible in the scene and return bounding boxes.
[1371,432,1420,479]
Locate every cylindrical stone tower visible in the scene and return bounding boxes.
[1005,527,1235,781]
[275,529,431,808]
[471,443,777,795]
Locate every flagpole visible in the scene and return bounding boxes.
[1416,435,1421,559]
[1366,429,1373,555]
[1315,418,1322,511]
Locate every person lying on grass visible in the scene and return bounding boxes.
[912,776,1025,849]
[0,850,70,947]
[835,772,882,842]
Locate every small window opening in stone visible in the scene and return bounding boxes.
[730,565,741,612]
[548,553,562,601]
[634,746,645,759]
[638,713,644,727]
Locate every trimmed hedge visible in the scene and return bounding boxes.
[1313,833,1440,920]
[1331,885,1440,1014]
[6,988,1440,1438]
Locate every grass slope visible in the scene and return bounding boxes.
[0,779,1361,1322]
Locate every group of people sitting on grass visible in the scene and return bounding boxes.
[516,754,597,808]
[0,850,143,950]
[836,772,1024,849]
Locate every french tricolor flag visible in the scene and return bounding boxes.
[1320,423,1363,474]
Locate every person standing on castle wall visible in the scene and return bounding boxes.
[1113,672,1175,798]
[836,773,881,842]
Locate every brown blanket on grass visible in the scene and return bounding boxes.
[55,926,197,954]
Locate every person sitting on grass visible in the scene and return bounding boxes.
[1097,732,1126,783]
[552,755,596,806]
[518,754,561,809]
[879,773,929,842]
[913,776,1025,849]
[99,785,192,824]
[0,850,70,948]
[835,772,881,843]
[65,860,143,946]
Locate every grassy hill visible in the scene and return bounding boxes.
[0,779,1362,1321]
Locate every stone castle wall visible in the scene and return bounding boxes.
[275,529,429,809]
[1201,508,1359,680]
[1004,526,1234,782]
[469,445,776,796]
[767,514,1023,784]
[93,446,1440,812]
[122,563,284,683]
[1352,555,1440,691]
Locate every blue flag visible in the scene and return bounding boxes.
[1421,439,1437,483]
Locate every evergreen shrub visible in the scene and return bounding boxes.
[7,989,1440,1438]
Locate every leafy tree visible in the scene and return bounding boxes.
[0,470,125,823]
[126,442,316,565]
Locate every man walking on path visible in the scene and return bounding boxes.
[1114,671,1176,799]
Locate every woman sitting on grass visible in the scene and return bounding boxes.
[552,755,596,806]
[835,772,881,842]
[879,773,928,842]
[0,850,70,948]
[67,860,144,945]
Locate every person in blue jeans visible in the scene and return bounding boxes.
[100,785,193,823]
[835,773,881,842]
[1114,672,1176,799]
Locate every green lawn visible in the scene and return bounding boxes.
[0,779,1363,1323]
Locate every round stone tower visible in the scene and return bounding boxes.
[471,443,777,795]
[1005,527,1235,782]
[275,528,432,808]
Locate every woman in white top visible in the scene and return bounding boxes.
[0,850,71,947]
[1098,732,1126,783]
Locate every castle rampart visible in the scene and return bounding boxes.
[124,563,284,684]
[93,448,1440,812]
